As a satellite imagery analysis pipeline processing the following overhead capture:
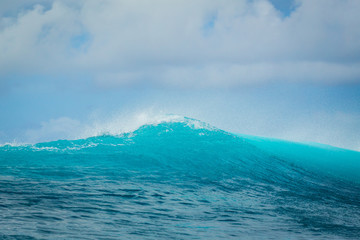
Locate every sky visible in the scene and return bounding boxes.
[0,0,360,151]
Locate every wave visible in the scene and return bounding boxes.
[1,117,360,239]
[1,117,359,183]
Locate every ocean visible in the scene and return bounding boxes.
[0,117,359,239]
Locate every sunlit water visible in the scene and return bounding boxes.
[1,118,359,239]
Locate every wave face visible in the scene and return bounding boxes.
[1,118,360,239]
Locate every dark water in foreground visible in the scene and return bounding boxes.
[1,119,359,239]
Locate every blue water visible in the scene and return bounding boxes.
[1,118,359,239]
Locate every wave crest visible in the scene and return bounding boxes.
[1,117,360,183]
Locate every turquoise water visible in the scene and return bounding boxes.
[0,118,359,239]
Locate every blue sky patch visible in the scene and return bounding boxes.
[70,32,91,51]
[268,0,298,17]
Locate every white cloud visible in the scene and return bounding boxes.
[1,0,360,87]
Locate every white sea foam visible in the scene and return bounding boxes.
[79,111,184,138]
[77,111,215,140]
[0,141,29,148]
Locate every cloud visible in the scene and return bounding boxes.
[0,0,54,17]
[1,0,360,88]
